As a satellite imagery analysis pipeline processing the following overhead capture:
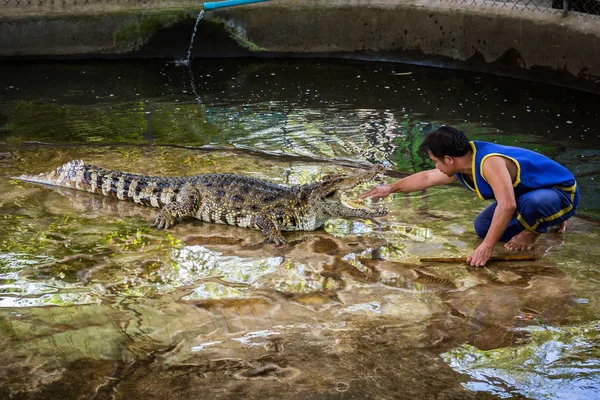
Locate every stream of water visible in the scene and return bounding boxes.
[179,10,205,66]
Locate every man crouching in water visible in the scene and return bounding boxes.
[361,126,579,267]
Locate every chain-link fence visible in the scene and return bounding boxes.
[0,0,201,17]
[441,0,600,18]
[0,0,165,4]
[555,0,600,15]
[0,0,203,8]
[1,0,598,18]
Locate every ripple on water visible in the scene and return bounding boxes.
[0,253,98,308]
[1,59,600,399]
[443,322,600,399]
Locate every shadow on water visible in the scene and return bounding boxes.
[0,59,600,399]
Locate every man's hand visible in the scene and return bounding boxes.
[361,184,393,200]
[467,243,494,267]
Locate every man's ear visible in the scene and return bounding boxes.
[444,156,454,164]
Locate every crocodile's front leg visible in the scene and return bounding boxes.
[253,213,286,245]
[154,183,201,229]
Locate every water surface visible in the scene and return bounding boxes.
[1,59,600,399]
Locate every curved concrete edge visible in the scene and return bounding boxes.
[0,9,198,56]
[213,0,600,92]
[0,0,598,93]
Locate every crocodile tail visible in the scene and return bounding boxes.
[13,160,119,198]
[13,160,88,190]
[13,160,184,208]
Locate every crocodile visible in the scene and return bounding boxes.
[14,160,388,244]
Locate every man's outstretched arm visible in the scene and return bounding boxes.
[361,169,457,199]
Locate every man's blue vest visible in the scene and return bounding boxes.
[456,140,577,202]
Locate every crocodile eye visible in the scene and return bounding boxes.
[325,191,337,199]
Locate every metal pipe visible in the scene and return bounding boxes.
[203,0,270,10]
[563,0,569,17]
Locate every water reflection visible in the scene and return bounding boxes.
[444,322,600,399]
[0,60,600,398]
[2,60,599,213]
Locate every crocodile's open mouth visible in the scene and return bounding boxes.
[319,165,386,213]
[338,191,380,211]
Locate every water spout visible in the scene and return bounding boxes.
[176,0,269,66]
[203,0,270,10]
[185,10,205,65]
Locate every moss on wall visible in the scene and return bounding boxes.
[207,16,264,52]
[113,9,196,51]
[111,10,264,53]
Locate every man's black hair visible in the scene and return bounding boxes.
[420,126,471,159]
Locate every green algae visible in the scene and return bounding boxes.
[2,100,224,145]
[1,59,600,399]
[113,9,194,51]
[207,16,265,52]
[390,120,432,173]
[4,100,147,144]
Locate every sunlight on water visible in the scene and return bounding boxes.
[443,323,600,399]
[0,253,99,307]
[173,245,285,287]
[0,59,600,399]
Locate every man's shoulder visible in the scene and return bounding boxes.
[474,140,527,155]
[472,140,497,151]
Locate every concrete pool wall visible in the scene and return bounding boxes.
[0,0,599,93]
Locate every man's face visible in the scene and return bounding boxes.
[429,151,456,177]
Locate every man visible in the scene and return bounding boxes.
[361,126,579,267]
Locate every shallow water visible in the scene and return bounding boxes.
[1,59,600,399]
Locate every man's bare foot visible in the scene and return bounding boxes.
[505,230,541,251]
[554,221,567,234]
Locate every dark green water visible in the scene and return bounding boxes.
[0,59,599,399]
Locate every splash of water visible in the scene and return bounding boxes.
[175,10,205,66]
